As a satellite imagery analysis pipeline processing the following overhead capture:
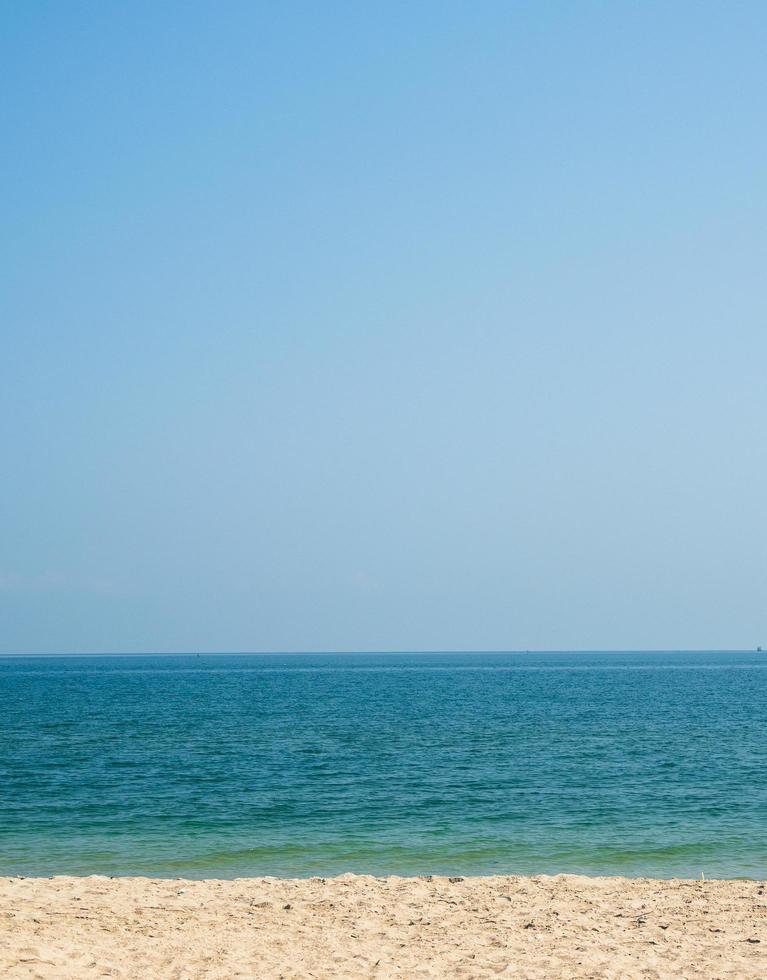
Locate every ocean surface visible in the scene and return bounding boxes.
[2,652,766,880]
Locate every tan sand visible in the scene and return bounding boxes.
[0,873,765,978]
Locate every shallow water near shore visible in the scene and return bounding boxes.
[2,651,766,879]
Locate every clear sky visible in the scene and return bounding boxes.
[2,1,765,653]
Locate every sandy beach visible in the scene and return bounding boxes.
[1,873,765,979]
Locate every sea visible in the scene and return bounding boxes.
[2,652,766,880]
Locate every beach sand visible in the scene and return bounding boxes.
[1,873,765,978]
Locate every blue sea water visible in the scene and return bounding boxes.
[1,652,766,879]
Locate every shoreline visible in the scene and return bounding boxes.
[2,872,765,978]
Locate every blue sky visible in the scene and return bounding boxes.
[2,1,765,652]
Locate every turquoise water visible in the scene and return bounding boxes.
[2,652,766,879]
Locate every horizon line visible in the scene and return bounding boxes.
[0,648,762,658]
